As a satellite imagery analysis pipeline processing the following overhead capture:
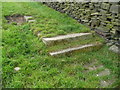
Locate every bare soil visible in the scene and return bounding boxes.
[5,14,26,25]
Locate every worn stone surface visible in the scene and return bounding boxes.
[100,80,114,87]
[42,33,92,45]
[49,43,102,56]
[96,69,110,77]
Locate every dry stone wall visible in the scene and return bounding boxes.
[44,2,120,47]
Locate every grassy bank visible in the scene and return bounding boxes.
[2,2,119,88]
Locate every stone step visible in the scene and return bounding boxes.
[42,33,92,45]
[49,43,102,56]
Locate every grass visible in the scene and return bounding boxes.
[3,2,90,38]
[2,2,120,88]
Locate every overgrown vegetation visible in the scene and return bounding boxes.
[2,2,119,88]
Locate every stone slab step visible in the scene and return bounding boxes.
[49,43,102,56]
[42,33,92,45]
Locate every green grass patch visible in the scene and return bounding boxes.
[2,2,119,88]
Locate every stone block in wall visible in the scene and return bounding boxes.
[100,15,107,21]
[106,24,114,29]
[83,3,89,8]
[99,23,105,28]
[106,14,112,21]
[81,19,89,23]
[91,12,101,16]
[100,9,108,15]
[112,21,119,26]
[116,28,120,31]
[100,22,107,26]
[101,3,110,10]
[95,27,111,38]
[78,9,84,12]
[94,4,100,11]
[115,19,120,23]
[115,30,120,39]
[110,5,120,14]
[112,13,119,19]
[113,26,119,30]
[104,21,111,24]
[109,45,120,54]
[89,4,94,9]
[111,29,116,34]
[90,19,100,28]
[85,9,91,14]
[90,9,97,13]
[102,26,111,32]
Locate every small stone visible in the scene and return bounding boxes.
[100,80,109,87]
[109,45,120,54]
[14,67,21,71]
[37,33,41,37]
[106,43,113,46]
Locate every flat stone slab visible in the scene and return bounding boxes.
[86,65,104,72]
[49,43,102,56]
[84,61,104,72]
[96,69,110,77]
[100,80,114,87]
[42,33,92,45]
